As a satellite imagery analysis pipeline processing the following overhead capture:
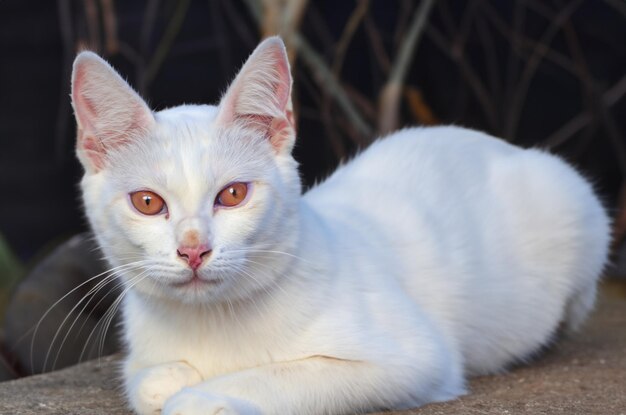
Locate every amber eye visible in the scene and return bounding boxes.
[129,191,166,215]
[216,182,249,208]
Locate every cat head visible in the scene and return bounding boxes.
[71,37,301,305]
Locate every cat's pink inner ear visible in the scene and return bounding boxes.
[71,52,154,172]
[217,37,296,154]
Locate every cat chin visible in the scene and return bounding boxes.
[131,278,231,305]
[127,268,267,306]
[169,274,224,288]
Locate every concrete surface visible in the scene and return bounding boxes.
[0,290,624,415]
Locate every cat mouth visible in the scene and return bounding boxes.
[170,272,223,288]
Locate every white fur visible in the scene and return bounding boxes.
[72,38,610,415]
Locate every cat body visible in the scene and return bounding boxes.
[71,38,610,415]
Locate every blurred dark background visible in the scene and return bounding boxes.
[1,0,626,263]
[0,0,626,376]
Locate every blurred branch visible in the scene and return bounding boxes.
[243,0,373,141]
[135,0,161,94]
[84,0,101,52]
[54,0,74,162]
[457,1,481,49]
[504,0,584,140]
[603,0,626,19]
[210,0,230,79]
[482,2,580,79]
[256,0,309,64]
[562,14,595,122]
[332,0,369,78]
[363,15,390,74]
[140,0,160,56]
[405,87,438,125]
[544,74,626,149]
[502,1,525,135]
[599,101,626,177]
[294,36,373,140]
[0,232,23,321]
[378,0,436,134]
[100,0,119,54]
[305,3,336,53]
[426,24,498,130]
[144,0,191,87]
[393,0,414,52]
[219,0,256,48]
[243,0,263,22]
[296,68,348,159]
[322,107,348,159]
[475,13,501,103]
[343,85,377,122]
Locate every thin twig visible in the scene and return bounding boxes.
[211,0,231,79]
[544,74,626,148]
[502,0,525,134]
[342,85,377,122]
[318,0,369,152]
[362,13,391,99]
[258,0,309,63]
[100,0,119,54]
[393,0,414,52]
[293,34,373,140]
[144,0,192,87]
[84,0,101,52]
[220,0,256,48]
[599,99,626,177]
[481,2,581,79]
[404,86,439,125]
[453,0,483,55]
[363,15,391,74]
[378,0,436,134]
[475,13,501,105]
[296,67,347,159]
[54,0,74,162]
[242,0,373,140]
[562,14,595,124]
[140,0,161,58]
[242,0,263,22]
[602,0,626,19]
[135,0,161,94]
[503,0,584,141]
[305,2,338,54]
[117,42,142,66]
[426,24,498,130]
[332,0,369,78]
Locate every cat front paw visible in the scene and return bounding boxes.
[128,361,203,415]
[162,388,262,415]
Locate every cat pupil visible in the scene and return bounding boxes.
[144,196,151,205]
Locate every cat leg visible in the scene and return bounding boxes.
[126,361,203,415]
[162,355,464,415]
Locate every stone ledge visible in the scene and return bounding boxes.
[0,292,624,415]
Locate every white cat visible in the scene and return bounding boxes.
[70,37,610,415]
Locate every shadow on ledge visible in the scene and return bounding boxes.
[0,288,624,415]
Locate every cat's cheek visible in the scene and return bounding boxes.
[113,207,174,257]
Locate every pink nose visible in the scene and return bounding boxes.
[177,245,212,270]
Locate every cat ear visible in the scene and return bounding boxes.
[216,36,295,154]
[71,51,155,173]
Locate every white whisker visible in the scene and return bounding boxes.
[29,260,149,372]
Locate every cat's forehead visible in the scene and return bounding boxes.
[107,105,274,192]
